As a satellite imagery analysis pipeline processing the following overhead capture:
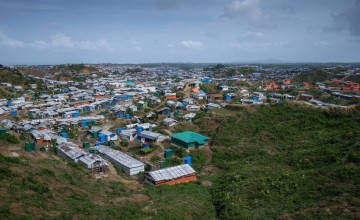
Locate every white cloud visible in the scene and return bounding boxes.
[0,31,25,48]
[51,33,74,48]
[182,40,203,49]
[28,40,49,49]
[223,0,263,23]
[29,33,112,50]
[78,39,112,50]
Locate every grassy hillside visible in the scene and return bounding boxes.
[346,75,360,83]
[194,104,360,219]
[294,69,341,83]
[0,68,27,85]
[0,153,215,220]
[50,64,98,74]
[1,103,359,219]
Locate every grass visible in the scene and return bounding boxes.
[0,133,20,144]
[1,103,360,219]
[0,152,218,219]
[193,103,360,219]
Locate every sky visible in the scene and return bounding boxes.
[0,0,359,65]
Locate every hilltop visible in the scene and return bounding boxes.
[18,64,101,80]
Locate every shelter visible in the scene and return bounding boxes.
[137,131,168,143]
[170,131,209,148]
[144,164,196,186]
[97,146,145,175]
[56,144,86,162]
[78,154,108,174]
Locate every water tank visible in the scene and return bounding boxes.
[7,101,11,107]
[25,142,35,152]
[160,160,166,169]
[60,132,67,138]
[125,114,131,119]
[98,134,106,143]
[137,126,143,134]
[82,142,90,148]
[119,112,123,118]
[72,112,79,118]
[184,156,192,165]
[164,148,173,158]
[10,109,17,116]
[81,120,87,127]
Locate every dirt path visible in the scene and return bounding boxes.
[141,142,165,162]
[106,163,143,190]
[183,83,192,98]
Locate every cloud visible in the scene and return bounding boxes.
[153,0,183,9]
[51,33,74,48]
[326,0,360,37]
[222,0,263,23]
[0,31,25,48]
[182,40,203,49]
[29,33,112,50]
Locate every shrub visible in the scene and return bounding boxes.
[0,134,20,144]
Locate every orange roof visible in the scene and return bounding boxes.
[192,88,200,93]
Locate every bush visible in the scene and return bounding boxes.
[0,134,20,144]
[140,148,153,155]
[120,139,129,147]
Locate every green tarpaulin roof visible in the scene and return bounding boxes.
[170,131,209,145]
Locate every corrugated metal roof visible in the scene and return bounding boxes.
[138,131,165,139]
[97,146,144,168]
[57,144,85,160]
[170,131,209,145]
[78,154,108,167]
[147,164,195,181]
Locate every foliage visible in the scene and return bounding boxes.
[346,74,360,83]
[0,133,20,144]
[145,183,216,220]
[293,68,341,83]
[200,83,220,94]
[173,122,200,133]
[121,139,129,147]
[140,147,154,155]
[176,91,185,99]
[193,103,360,219]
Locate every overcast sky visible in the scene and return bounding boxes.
[0,0,359,65]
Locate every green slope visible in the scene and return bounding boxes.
[194,103,360,219]
[0,154,215,220]
[1,103,359,219]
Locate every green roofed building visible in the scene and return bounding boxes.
[170,131,209,149]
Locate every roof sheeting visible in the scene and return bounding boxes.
[170,131,209,145]
[97,146,144,169]
[56,144,86,160]
[147,164,195,181]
